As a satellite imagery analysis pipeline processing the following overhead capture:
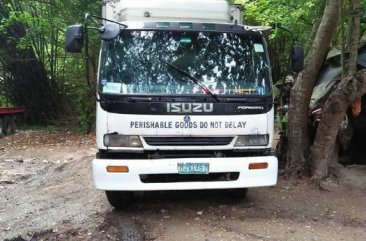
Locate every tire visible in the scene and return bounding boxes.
[226,188,248,199]
[3,116,15,135]
[105,191,133,209]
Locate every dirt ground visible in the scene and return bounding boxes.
[0,131,366,241]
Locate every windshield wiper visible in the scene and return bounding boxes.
[164,61,221,102]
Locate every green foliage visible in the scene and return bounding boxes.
[0,94,9,107]
[0,0,100,129]
[2,0,363,130]
[72,84,96,132]
[238,0,321,44]
[235,0,326,82]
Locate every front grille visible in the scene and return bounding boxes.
[140,172,239,183]
[143,137,233,146]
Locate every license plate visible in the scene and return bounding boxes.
[177,163,209,175]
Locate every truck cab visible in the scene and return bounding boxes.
[67,0,278,208]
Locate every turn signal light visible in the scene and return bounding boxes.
[249,162,268,170]
[106,166,129,173]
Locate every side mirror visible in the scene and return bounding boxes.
[100,23,121,41]
[292,46,304,72]
[65,25,84,53]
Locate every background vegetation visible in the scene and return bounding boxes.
[0,0,100,130]
[0,0,365,136]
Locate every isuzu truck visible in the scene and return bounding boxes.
[65,0,302,208]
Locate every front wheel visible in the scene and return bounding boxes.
[105,191,134,209]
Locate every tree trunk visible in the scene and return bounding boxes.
[286,0,340,176]
[348,0,361,75]
[311,0,361,180]
[340,0,346,76]
[311,72,366,179]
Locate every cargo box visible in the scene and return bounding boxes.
[103,0,231,23]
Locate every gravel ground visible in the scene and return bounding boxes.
[0,131,365,241]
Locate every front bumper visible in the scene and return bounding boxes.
[92,156,278,191]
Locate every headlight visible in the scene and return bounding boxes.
[235,134,269,146]
[104,134,142,147]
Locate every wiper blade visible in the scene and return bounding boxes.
[164,61,221,102]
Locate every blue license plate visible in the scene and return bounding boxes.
[177,163,209,175]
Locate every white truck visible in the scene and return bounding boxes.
[65,0,302,208]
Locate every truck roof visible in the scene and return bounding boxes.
[103,0,231,24]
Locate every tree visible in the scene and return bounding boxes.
[0,0,100,128]
[240,0,323,83]
[0,0,60,123]
[239,0,365,179]
[310,0,362,180]
[286,0,340,177]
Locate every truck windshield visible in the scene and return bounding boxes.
[99,30,271,96]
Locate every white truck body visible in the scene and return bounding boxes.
[103,0,231,23]
[93,0,278,192]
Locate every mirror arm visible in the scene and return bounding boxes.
[84,13,100,102]
[273,24,296,48]
[89,27,103,31]
[81,13,127,102]
[272,24,296,75]
[89,14,100,25]
[89,14,128,28]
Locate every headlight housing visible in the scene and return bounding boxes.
[235,134,269,147]
[104,134,142,147]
